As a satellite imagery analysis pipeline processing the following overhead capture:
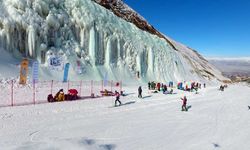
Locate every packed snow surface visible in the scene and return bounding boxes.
[1,84,250,150]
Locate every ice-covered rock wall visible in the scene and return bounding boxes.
[0,0,226,83]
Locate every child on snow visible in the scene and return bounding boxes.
[138,86,142,98]
[181,96,187,111]
[115,90,122,106]
[55,89,65,101]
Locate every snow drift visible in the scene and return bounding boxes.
[0,0,227,83]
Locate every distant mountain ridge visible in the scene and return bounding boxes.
[208,57,250,78]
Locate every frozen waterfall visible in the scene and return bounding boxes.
[0,0,223,82]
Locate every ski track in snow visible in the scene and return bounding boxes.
[0,84,250,150]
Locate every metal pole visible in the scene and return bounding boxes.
[91,80,93,96]
[33,82,36,105]
[111,80,113,92]
[120,81,122,93]
[67,80,70,91]
[101,80,104,91]
[51,80,53,95]
[79,80,82,97]
[11,80,14,106]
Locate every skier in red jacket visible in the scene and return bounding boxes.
[157,83,161,91]
[114,90,122,106]
[181,96,188,111]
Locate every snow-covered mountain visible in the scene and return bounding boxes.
[0,0,227,83]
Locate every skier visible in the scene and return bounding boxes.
[114,90,122,106]
[180,96,188,111]
[138,86,142,98]
[203,83,206,88]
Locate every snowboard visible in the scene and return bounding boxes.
[109,104,123,108]
[109,101,136,108]
[181,105,192,111]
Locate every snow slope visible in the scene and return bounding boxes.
[1,84,250,150]
[0,0,227,83]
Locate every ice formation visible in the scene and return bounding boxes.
[0,0,227,83]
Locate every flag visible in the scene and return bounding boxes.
[32,61,39,84]
[19,58,29,85]
[63,63,70,82]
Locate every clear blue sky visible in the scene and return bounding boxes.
[123,0,250,57]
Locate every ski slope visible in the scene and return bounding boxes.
[1,84,250,150]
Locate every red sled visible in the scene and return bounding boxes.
[65,89,79,100]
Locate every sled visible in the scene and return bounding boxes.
[47,89,80,102]
[100,90,115,96]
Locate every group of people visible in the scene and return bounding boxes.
[48,88,79,102]
[48,89,65,102]
[148,81,175,95]
[113,81,191,111]
[219,84,228,91]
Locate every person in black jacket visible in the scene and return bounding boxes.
[148,82,151,90]
[138,86,142,98]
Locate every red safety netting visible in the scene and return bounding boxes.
[0,80,122,107]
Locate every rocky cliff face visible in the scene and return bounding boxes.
[93,0,228,82]
[92,0,177,50]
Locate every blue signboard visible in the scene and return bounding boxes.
[32,61,39,84]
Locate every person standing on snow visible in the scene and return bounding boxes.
[138,86,142,98]
[114,90,122,106]
[55,89,65,101]
[181,96,188,111]
[148,82,151,90]
[157,83,161,91]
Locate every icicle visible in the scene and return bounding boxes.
[136,52,142,75]
[105,37,112,66]
[28,25,36,58]
[89,25,96,65]
[117,38,121,59]
[148,47,154,73]
[0,30,3,49]
[80,28,85,48]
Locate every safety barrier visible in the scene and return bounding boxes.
[0,80,122,107]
